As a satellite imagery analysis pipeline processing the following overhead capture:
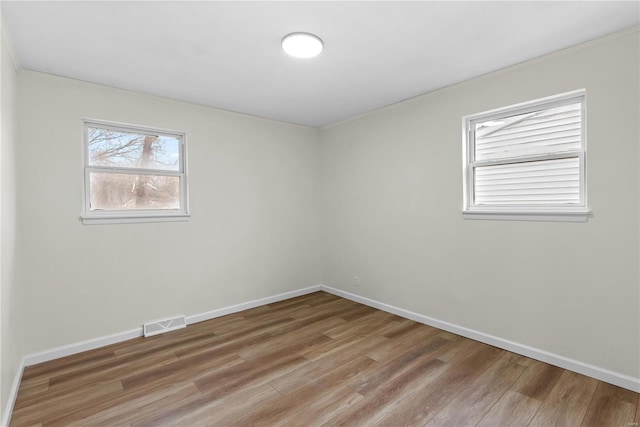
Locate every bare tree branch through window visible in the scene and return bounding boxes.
[85,123,185,213]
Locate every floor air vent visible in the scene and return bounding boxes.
[143,315,187,337]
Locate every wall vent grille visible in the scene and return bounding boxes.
[143,315,186,337]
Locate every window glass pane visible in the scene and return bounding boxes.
[474,102,581,162]
[88,126,180,171]
[89,172,180,210]
[474,157,580,205]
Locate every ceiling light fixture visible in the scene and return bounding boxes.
[281,32,323,59]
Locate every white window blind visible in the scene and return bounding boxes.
[474,157,580,205]
[474,103,582,162]
[463,90,588,221]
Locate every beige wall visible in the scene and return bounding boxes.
[1,27,24,421]
[319,30,640,379]
[17,71,321,354]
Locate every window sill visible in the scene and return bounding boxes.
[81,213,190,225]
[462,210,590,222]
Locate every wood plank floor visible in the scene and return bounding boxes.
[11,291,639,426]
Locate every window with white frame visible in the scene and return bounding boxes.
[463,90,588,222]
[82,120,189,224]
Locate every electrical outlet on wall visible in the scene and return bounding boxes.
[354,275,360,287]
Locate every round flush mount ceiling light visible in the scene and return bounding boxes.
[281,32,323,58]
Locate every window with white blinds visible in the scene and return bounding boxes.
[463,90,588,222]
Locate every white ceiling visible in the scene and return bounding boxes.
[3,1,639,128]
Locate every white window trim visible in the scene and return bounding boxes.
[462,89,590,222]
[81,119,190,225]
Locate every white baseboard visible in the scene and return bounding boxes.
[24,285,323,367]
[186,285,322,325]
[320,285,640,393]
[24,328,143,366]
[1,357,24,427]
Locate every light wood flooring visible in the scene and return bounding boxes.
[11,291,640,426]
